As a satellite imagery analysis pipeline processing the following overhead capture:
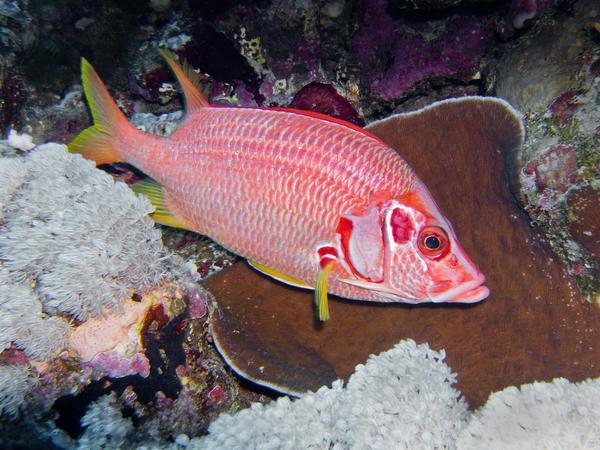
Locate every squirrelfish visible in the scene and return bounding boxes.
[69,51,489,320]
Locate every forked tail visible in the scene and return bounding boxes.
[68,58,138,165]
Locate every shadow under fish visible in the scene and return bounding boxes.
[205,97,600,409]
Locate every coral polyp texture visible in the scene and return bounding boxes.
[457,378,600,449]
[76,340,600,449]
[0,143,165,324]
[76,392,134,450]
[0,140,166,417]
[194,340,469,450]
[0,365,34,417]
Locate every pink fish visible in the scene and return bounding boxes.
[69,51,489,320]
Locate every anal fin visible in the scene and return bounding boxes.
[131,179,188,229]
[248,261,311,290]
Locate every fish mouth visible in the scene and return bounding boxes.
[339,273,490,304]
[429,273,489,303]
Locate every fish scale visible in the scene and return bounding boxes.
[69,51,490,320]
[145,108,414,291]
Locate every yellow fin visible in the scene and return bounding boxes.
[248,261,312,289]
[131,179,188,229]
[159,49,209,112]
[69,58,134,164]
[315,261,335,322]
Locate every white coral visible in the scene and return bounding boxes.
[0,143,165,322]
[0,140,167,416]
[75,341,600,450]
[456,378,600,449]
[194,340,470,450]
[77,392,134,450]
[0,365,34,417]
[0,267,70,359]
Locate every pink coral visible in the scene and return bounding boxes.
[68,297,163,378]
[89,350,150,378]
[69,300,150,361]
[532,145,578,193]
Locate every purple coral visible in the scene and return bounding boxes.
[89,350,150,379]
[354,0,487,101]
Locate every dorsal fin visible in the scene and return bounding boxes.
[159,49,209,112]
[270,107,385,145]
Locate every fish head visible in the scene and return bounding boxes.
[336,180,489,304]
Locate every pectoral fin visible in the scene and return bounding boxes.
[248,261,312,289]
[315,261,335,322]
[131,179,188,229]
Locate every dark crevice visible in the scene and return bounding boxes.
[52,309,188,439]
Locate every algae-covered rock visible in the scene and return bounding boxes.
[495,0,600,299]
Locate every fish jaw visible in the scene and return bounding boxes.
[336,272,489,304]
[428,272,489,303]
[335,277,422,304]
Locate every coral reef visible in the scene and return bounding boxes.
[0,364,34,417]
[0,0,598,447]
[496,0,600,298]
[354,0,488,103]
[196,340,469,449]
[0,140,164,417]
[0,138,250,436]
[0,266,70,360]
[0,1,34,52]
[288,82,364,126]
[0,143,165,323]
[76,393,134,450]
[207,97,600,410]
[73,340,600,449]
[567,187,600,267]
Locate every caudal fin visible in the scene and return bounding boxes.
[69,58,135,165]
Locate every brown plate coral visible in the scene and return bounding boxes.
[205,97,600,408]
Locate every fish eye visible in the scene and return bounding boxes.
[418,226,449,259]
[425,235,440,249]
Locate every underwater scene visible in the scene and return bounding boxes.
[0,0,599,448]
